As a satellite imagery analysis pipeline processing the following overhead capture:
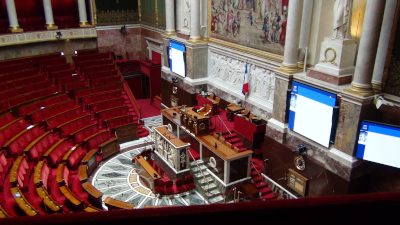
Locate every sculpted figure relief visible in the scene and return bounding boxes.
[332,0,352,40]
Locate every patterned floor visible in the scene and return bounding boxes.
[92,144,207,209]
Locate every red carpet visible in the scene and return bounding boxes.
[136,98,161,119]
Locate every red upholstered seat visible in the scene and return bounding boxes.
[106,115,135,136]
[98,106,129,128]
[71,124,99,145]
[45,63,71,78]
[85,70,119,80]
[164,180,175,195]
[75,59,113,73]
[75,84,119,104]
[65,81,87,93]
[66,146,87,171]
[47,140,70,168]
[81,90,122,111]
[154,179,164,195]
[50,176,65,206]
[59,115,91,138]
[46,108,84,130]
[57,76,81,92]
[19,93,69,117]
[90,76,121,87]
[70,176,90,206]
[185,175,196,191]
[86,131,110,150]
[51,69,76,84]
[176,178,188,194]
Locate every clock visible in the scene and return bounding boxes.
[294,156,306,171]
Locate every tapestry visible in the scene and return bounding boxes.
[157,0,166,29]
[141,0,156,27]
[211,0,289,55]
[95,0,139,26]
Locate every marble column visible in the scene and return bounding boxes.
[277,0,303,74]
[371,0,398,93]
[189,0,201,42]
[176,0,182,32]
[43,0,58,30]
[77,0,90,27]
[298,0,313,66]
[5,0,23,33]
[348,0,386,95]
[165,0,176,36]
[202,0,208,41]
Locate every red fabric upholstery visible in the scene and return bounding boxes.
[19,94,69,117]
[89,98,125,119]
[72,53,110,64]
[65,81,87,93]
[57,76,81,92]
[106,115,135,136]
[97,106,129,128]
[49,176,65,206]
[72,124,99,145]
[75,59,113,73]
[185,175,196,190]
[51,69,76,84]
[31,100,76,124]
[47,140,69,168]
[45,63,71,78]
[46,108,84,130]
[164,180,174,195]
[59,115,91,138]
[0,118,27,147]
[75,84,119,103]
[6,126,44,159]
[86,131,109,150]
[39,57,67,72]
[81,64,115,79]
[90,76,121,87]
[154,179,164,194]
[81,90,122,111]
[66,146,87,171]
[85,70,119,80]
[70,176,89,206]
[176,178,187,194]
[25,132,57,164]
[0,113,14,128]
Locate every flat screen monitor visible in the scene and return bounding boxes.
[169,40,186,77]
[356,121,400,168]
[288,81,338,148]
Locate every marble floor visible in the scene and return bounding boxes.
[92,142,208,210]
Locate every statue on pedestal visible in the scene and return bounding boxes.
[332,0,353,40]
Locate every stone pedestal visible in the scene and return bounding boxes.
[315,38,357,75]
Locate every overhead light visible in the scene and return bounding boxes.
[74,50,77,55]
[60,51,64,56]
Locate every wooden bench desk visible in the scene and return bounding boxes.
[103,197,134,210]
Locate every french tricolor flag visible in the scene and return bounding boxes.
[242,64,249,95]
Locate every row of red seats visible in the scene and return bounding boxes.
[57,75,81,91]
[0,68,40,84]
[59,115,91,139]
[85,70,118,80]
[40,57,67,72]
[0,151,13,192]
[0,80,51,102]
[98,106,129,128]
[64,146,86,171]
[52,69,76,84]
[91,76,120,87]
[65,81,86,93]
[72,53,110,64]
[45,63,72,78]
[105,115,136,136]
[0,86,57,111]
[19,93,69,117]
[0,118,27,147]
[24,132,59,164]
[0,113,14,129]
[46,107,84,131]
[74,84,120,103]
[89,98,124,119]
[44,139,70,168]
[75,49,98,56]
[31,99,76,124]
[5,125,44,160]
[85,131,115,152]
[76,59,113,74]
[2,74,45,92]
[0,61,35,74]
[0,53,62,68]
[81,64,115,78]
[81,90,122,111]
[71,124,99,145]
[154,176,196,196]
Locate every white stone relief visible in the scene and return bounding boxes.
[210,52,275,102]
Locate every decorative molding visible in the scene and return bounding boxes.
[0,28,97,47]
[96,9,139,26]
[267,118,287,133]
[95,24,140,30]
[327,148,360,168]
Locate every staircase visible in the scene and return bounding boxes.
[189,160,224,204]
[121,91,149,138]
[250,158,276,200]
[218,131,247,152]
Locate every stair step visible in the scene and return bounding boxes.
[191,165,207,172]
[193,170,211,179]
[227,137,240,143]
[253,181,268,189]
[190,160,204,167]
[205,189,221,197]
[232,143,243,148]
[201,183,217,190]
[262,192,276,200]
[260,187,272,195]
[251,165,261,171]
[208,195,224,204]
[198,178,213,185]
[252,176,264,182]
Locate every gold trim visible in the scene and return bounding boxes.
[297,62,304,69]
[138,0,141,23]
[277,64,302,74]
[321,47,338,66]
[45,24,58,30]
[344,83,375,97]
[188,37,204,43]
[164,30,177,36]
[210,38,284,63]
[155,0,158,26]
[371,81,382,93]
[91,0,97,26]
[202,37,210,42]
[9,26,23,33]
[79,22,92,27]
[294,156,306,171]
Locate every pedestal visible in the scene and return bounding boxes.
[315,37,357,76]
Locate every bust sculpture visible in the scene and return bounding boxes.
[332,0,353,40]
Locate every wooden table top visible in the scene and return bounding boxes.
[227,106,244,112]
[81,149,98,163]
[36,187,61,212]
[11,187,38,216]
[136,156,161,180]
[155,126,188,147]
[82,182,103,198]
[241,183,259,196]
[104,197,134,209]
[79,165,88,182]
[161,107,181,125]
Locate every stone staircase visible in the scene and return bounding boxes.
[190,160,224,204]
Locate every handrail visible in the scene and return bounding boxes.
[213,115,232,136]
[188,150,209,185]
[250,161,265,186]
[114,62,141,120]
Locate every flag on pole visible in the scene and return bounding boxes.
[242,64,249,95]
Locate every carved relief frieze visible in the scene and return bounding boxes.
[384,57,400,97]
[96,9,139,26]
[209,51,275,103]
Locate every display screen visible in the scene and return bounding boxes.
[356,121,400,168]
[288,81,338,148]
[169,40,186,77]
